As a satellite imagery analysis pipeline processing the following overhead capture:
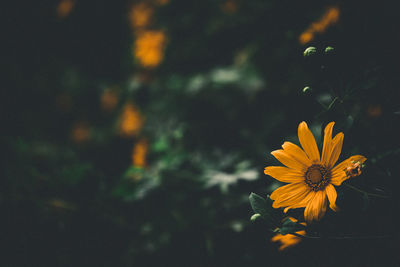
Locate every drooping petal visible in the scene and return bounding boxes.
[283,191,315,213]
[304,190,327,223]
[321,122,335,166]
[327,132,344,168]
[282,142,312,167]
[264,166,304,183]
[331,155,367,185]
[270,182,305,200]
[298,121,320,163]
[330,170,347,186]
[271,149,306,171]
[325,184,339,212]
[272,185,310,208]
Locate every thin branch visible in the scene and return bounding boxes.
[344,183,391,199]
[289,232,392,240]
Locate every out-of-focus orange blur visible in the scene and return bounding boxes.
[132,138,148,168]
[100,88,119,112]
[221,0,238,14]
[119,102,144,137]
[367,104,382,118]
[57,0,75,19]
[71,122,90,143]
[134,30,167,68]
[299,6,340,45]
[129,2,154,30]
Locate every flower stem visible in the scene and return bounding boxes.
[291,232,392,240]
[344,183,391,198]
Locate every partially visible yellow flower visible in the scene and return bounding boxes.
[134,30,166,68]
[119,103,144,137]
[265,121,366,223]
[271,217,306,251]
[299,6,340,45]
[57,0,75,19]
[132,138,148,168]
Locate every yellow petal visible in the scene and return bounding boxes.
[327,132,344,168]
[264,166,304,183]
[321,122,335,166]
[270,182,305,200]
[325,184,339,212]
[271,149,306,171]
[282,142,312,167]
[283,190,314,213]
[304,190,327,223]
[298,121,320,163]
[272,185,309,208]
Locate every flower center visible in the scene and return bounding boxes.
[305,164,330,191]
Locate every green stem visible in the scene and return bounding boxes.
[344,183,391,199]
[291,232,392,240]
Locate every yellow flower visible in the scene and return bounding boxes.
[271,217,306,251]
[265,121,366,223]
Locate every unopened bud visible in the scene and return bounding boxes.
[302,86,312,94]
[250,213,261,222]
[346,161,364,178]
[303,47,317,57]
[325,46,334,54]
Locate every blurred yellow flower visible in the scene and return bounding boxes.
[132,138,148,168]
[299,6,340,45]
[57,0,75,19]
[265,121,366,223]
[129,2,154,30]
[271,217,306,251]
[100,88,119,112]
[134,30,167,68]
[119,103,144,137]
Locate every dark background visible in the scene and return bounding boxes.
[2,0,398,266]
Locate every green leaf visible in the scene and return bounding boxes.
[249,193,275,223]
[279,218,306,235]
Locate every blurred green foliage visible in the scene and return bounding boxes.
[2,0,398,266]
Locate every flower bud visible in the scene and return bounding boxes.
[324,46,334,54]
[302,86,312,94]
[250,213,261,222]
[303,47,317,57]
[345,161,364,178]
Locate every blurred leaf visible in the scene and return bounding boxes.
[249,193,276,225]
[279,218,306,235]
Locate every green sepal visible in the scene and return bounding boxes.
[279,218,306,235]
